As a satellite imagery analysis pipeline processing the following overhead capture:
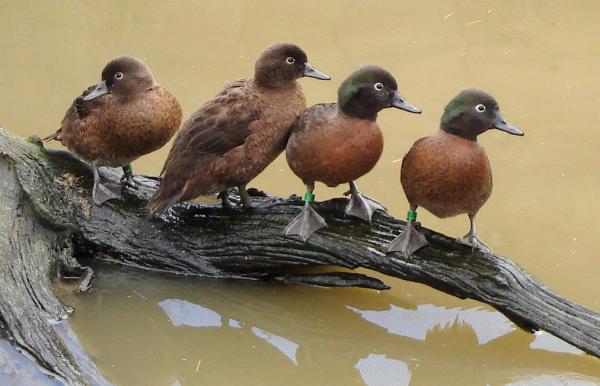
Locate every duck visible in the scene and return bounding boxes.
[44,55,182,205]
[284,65,421,241]
[387,88,524,256]
[148,42,330,215]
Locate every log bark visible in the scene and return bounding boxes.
[0,126,599,384]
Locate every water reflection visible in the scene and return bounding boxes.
[158,299,222,328]
[158,298,299,365]
[355,354,411,386]
[529,330,584,356]
[349,304,515,345]
[251,327,299,365]
[54,263,600,386]
[0,339,61,386]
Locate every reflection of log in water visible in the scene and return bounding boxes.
[0,126,599,384]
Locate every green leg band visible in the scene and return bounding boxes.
[122,164,133,174]
[304,191,315,203]
[407,210,417,221]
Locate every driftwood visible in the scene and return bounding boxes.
[0,126,599,385]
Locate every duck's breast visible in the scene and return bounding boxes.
[401,131,492,218]
[60,86,182,167]
[287,110,383,187]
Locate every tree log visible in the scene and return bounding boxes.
[0,126,599,384]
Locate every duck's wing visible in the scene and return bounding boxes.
[43,85,101,142]
[290,103,337,134]
[149,79,262,214]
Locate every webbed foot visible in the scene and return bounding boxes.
[284,202,327,242]
[121,171,158,190]
[92,180,122,205]
[457,234,492,254]
[344,182,386,222]
[386,221,428,256]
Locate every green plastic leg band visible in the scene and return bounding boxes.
[122,164,133,174]
[304,191,315,203]
[407,210,417,221]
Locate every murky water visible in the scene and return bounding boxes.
[2,0,600,385]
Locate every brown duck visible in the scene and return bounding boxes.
[284,65,421,241]
[387,89,524,256]
[148,42,330,215]
[44,56,182,205]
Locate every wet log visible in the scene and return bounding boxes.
[0,126,599,384]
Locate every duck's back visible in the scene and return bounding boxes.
[286,103,384,187]
[401,131,492,218]
[59,86,182,167]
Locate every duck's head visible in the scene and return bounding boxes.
[83,56,156,101]
[254,42,330,87]
[338,65,421,121]
[440,89,524,140]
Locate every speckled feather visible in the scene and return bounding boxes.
[401,130,493,217]
[149,78,305,214]
[286,103,384,187]
[48,85,182,167]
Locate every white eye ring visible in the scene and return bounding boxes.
[286,57,295,64]
[374,82,384,91]
[475,104,486,112]
[115,72,124,80]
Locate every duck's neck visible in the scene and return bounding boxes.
[339,99,378,121]
[440,124,478,142]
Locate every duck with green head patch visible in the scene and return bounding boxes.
[387,89,524,256]
[285,65,421,241]
[44,56,183,205]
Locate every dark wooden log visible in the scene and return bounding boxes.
[0,126,599,384]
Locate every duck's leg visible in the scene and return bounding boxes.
[284,183,327,241]
[344,181,386,223]
[238,184,252,208]
[386,206,428,256]
[121,164,158,190]
[91,163,122,205]
[457,214,492,254]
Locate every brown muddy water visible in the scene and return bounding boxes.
[2,1,600,385]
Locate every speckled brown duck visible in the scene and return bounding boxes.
[387,89,524,256]
[147,42,330,215]
[284,65,421,242]
[44,56,182,205]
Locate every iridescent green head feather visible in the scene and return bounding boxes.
[337,65,421,120]
[440,89,524,140]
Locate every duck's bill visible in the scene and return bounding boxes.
[303,63,331,80]
[82,81,109,101]
[493,113,524,136]
[391,92,422,114]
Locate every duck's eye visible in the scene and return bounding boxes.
[114,72,124,80]
[286,57,296,64]
[374,82,384,91]
[475,104,486,112]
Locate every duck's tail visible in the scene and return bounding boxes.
[42,128,61,142]
[147,181,184,217]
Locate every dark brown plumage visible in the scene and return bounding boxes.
[388,88,524,256]
[148,42,330,214]
[284,65,421,241]
[45,56,182,205]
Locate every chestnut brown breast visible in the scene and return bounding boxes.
[58,86,182,167]
[286,104,384,187]
[401,130,492,218]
